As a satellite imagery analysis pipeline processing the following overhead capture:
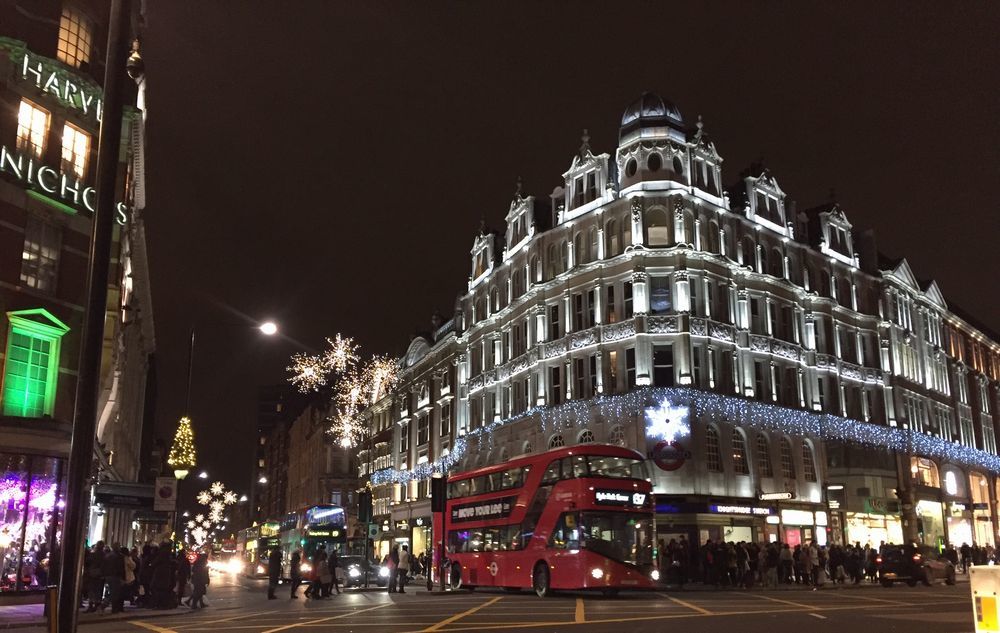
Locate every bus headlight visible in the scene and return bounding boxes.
[227,560,243,575]
[349,567,361,578]
[301,563,312,574]
[379,567,390,578]
[650,569,661,581]
[590,568,604,580]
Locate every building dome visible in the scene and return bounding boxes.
[619,92,684,144]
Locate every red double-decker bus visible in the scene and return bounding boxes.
[432,444,658,597]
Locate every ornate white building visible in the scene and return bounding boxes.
[360,93,1000,558]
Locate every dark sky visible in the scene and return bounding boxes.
[141,2,1000,499]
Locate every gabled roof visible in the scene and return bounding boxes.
[922,280,947,310]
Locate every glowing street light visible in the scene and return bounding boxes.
[259,321,278,336]
[198,471,209,479]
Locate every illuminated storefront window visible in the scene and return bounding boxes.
[1,309,70,418]
[56,6,94,69]
[911,457,940,488]
[0,454,64,592]
[20,218,61,293]
[970,472,994,546]
[16,101,48,158]
[60,124,90,180]
[915,499,945,548]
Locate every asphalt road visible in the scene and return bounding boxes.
[51,576,975,633]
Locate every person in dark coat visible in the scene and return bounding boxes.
[84,542,105,612]
[327,548,341,596]
[289,550,302,599]
[267,547,282,599]
[387,546,400,593]
[189,554,209,609]
[101,544,125,613]
[176,549,191,606]
[149,542,177,609]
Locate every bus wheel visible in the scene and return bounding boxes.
[449,564,463,591]
[533,563,551,598]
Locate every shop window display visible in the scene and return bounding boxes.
[0,454,63,592]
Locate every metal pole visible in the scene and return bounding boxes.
[184,328,196,414]
[56,2,131,630]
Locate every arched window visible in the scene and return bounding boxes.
[756,434,773,478]
[838,278,853,308]
[547,244,558,279]
[911,457,939,487]
[787,252,802,286]
[705,426,722,473]
[723,225,734,259]
[474,297,486,323]
[605,219,620,257]
[646,208,670,246]
[522,441,533,455]
[490,287,500,313]
[578,430,595,444]
[732,430,749,475]
[498,447,508,463]
[530,255,540,283]
[708,220,720,254]
[741,236,756,270]
[548,434,565,449]
[647,152,662,172]
[560,241,569,272]
[589,227,599,261]
[802,441,817,482]
[770,248,784,278]
[820,272,831,298]
[573,232,585,267]
[672,155,684,178]
[706,165,719,195]
[609,424,626,447]
[780,437,795,479]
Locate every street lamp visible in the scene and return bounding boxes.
[198,471,209,480]
[259,321,278,336]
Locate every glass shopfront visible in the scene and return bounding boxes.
[0,453,64,593]
[946,503,974,548]
[970,472,994,546]
[844,512,903,547]
[915,499,945,548]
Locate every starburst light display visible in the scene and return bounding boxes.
[187,480,239,548]
[323,334,359,373]
[288,353,327,393]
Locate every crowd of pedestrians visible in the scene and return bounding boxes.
[80,540,210,614]
[658,536,989,590]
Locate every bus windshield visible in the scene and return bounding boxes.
[586,456,644,479]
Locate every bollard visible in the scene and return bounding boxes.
[47,585,58,633]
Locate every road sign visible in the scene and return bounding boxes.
[154,477,177,512]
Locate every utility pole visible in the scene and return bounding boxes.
[56,1,132,630]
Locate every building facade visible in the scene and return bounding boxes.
[0,1,154,594]
[361,93,1000,555]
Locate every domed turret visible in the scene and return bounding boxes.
[619,92,684,145]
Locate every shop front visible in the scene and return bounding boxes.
[915,499,945,547]
[945,503,974,548]
[779,508,825,547]
[969,472,994,546]
[655,499,775,545]
[410,516,432,559]
[843,512,903,546]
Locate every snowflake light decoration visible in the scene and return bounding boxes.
[210,481,225,496]
[194,514,204,523]
[223,491,238,505]
[288,353,327,393]
[189,480,241,548]
[196,491,212,506]
[323,334,359,374]
[644,398,691,442]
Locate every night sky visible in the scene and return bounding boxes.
[140,2,1000,501]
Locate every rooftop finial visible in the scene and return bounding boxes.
[696,115,704,132]
[479,215,487,235]
[579,128,591,156]
[514,176,523,199]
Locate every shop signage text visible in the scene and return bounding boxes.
[450,496,515,523]
[709,504,773,516]
[759,492,794,501]
[0,145,129,224]
[21,52,103,123]
[594,489,648,508]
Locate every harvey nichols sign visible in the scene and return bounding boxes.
[20,52,103,124]
[0,145,128,225]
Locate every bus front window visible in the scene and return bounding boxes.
[579,512,654,566]
[587,456,645,479]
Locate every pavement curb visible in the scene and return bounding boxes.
[0,605,240,631]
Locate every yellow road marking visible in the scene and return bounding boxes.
[260,603,391,633]
[193,609,280,625]
[849,594,909,605]
[666,595,712,615]
[757,594,818,610]
[130,622,179,633]
[422,596,503,632]
[575,598,585,623]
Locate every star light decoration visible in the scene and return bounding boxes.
[187,481,239,548]
[328,355,399,449]
[287,334,360,394]
[370,386,1000,485]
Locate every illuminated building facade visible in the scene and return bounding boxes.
[360,92,1000,554]
[0,1,154,594]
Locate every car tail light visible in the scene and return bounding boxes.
[875,556,882,565]
[912,554,922,562]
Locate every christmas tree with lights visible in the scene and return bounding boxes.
[167,416,197,477]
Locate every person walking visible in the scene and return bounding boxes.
[318,549,332,598]
[177,549,191,606]
[328,548,341,595]
[267,547,282,600]
[397,545,411,593]
[149,542,177,609]
[289,550,302,599]
[122,547,137,608]
[102,543,125,614]
[387,546,400,593]
[189,554,209,609]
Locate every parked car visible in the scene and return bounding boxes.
[340,556,389,588]
[877,544,956,587]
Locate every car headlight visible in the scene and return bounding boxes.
[590,568,604,580]
[228,560,243,574]
[379,567,390,578]
[650,569,661,581]
[349,567,361,578]
[301,563,312,573]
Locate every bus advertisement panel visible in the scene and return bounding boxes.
[433,444,658,597]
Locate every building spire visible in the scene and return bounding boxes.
[579,128,591,157]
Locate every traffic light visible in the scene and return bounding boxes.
[358,490,372,523]
[431,475,447,513]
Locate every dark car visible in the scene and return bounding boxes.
[340,556,389,588]
[877,544,956,587]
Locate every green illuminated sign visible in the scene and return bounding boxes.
[19,51,103,124]
[0,145,128,224]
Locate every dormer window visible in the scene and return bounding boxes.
[830,226,850,255]
[571,171,600,209]
[474,251,487,278]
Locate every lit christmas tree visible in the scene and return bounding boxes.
[167,416,197,478]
